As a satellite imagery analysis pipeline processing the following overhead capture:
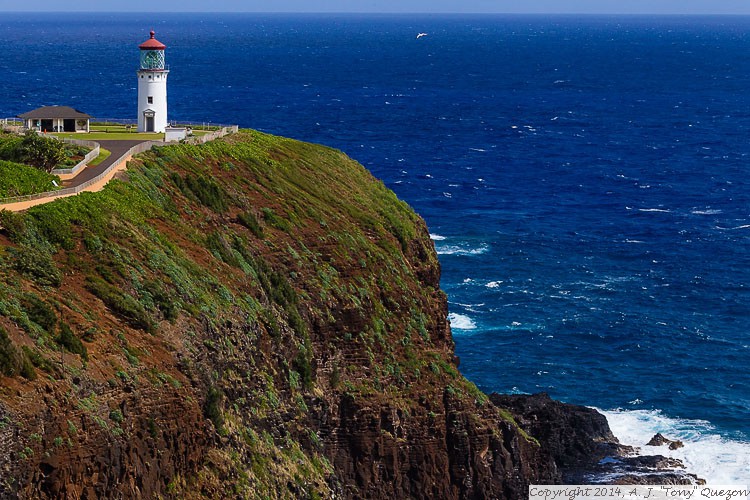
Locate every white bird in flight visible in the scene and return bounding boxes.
[417,33,428,39]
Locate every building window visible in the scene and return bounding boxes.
[148,96,153,104]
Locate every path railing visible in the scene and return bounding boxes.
[1,118,24,133]
[51,138,100,177]
[186,125,238,144]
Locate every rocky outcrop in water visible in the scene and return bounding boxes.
[491,393,704,486]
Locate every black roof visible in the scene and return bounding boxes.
[18,106,92,120]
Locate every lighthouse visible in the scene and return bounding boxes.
[137,30,169,133]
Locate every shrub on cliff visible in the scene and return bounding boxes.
[0,133,22,159]
[85,276,156,333]
[9,244,62,287]
[55,322,88,361]
[19,293,57,333]
[0,160,60,198]
[16,131,65,173]
[170,172,228,212]
[0,326,36,380]
[204,385,224,432]
[237,211,264,238]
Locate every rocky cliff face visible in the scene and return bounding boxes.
[0,131,690,499]
[0,131,559,499]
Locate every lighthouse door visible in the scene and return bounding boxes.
[146,116,155,132]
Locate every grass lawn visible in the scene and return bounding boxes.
[52,124,213,141]
[89,148,111,166]
[52,131,165,141]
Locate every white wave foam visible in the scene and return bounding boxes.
[448,312,476,330]
[449,301,485,311]
[638,208,671,213]
[691,209,723,215]
[599,408,750,483]
[486,281,503,288]
[430,234,446,241]
[436,243,489,256]
[716,224,750,231]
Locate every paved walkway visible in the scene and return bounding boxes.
[62,140,146,187]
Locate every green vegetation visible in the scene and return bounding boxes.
[0,126,76,197]
[53,132,163,141]
[53,123,162,140]
[55,322,88,361]
[0,326,36,380]
[109,408,124,424]
[19,293,57,333]
[93,122,216,133]
[0,130,65,173]
[204,385,224,432]
[170,173,229,212]
[237,210,264,238]
[0,160,60,198]
[0,130,101,198]
[85,276,156,333]
[8,244,62,287]
[53,122,213,141]
[0,128,491,497]
[89,148,111,166]
[59,143,92,167]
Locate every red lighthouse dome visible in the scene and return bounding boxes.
[139,30,166,50]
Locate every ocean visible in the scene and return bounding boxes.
[1,12,748,483]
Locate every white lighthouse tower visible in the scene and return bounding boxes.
[137,30,169,133]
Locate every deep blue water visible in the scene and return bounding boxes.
[2,13,749,479]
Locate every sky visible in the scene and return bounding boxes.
[1,0,750,14]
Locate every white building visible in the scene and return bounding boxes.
[137,30,169,133]
[18,106,91,133]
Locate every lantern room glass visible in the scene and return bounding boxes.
[140,50,165,70]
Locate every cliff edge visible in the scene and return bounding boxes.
[0,131,691,499]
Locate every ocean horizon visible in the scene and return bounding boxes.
[2,12,749,482]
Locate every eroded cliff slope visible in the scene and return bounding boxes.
[0,131,557,499]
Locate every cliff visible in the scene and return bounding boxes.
[0,131,691,499]
[0,130,557,498]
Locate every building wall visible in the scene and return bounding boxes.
[137,69,169,133]
[25,118,89,133]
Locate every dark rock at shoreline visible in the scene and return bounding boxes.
[647,433,685,450]
[490,393,704,486]
[579,454,705,485]
[490,393,630,469]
